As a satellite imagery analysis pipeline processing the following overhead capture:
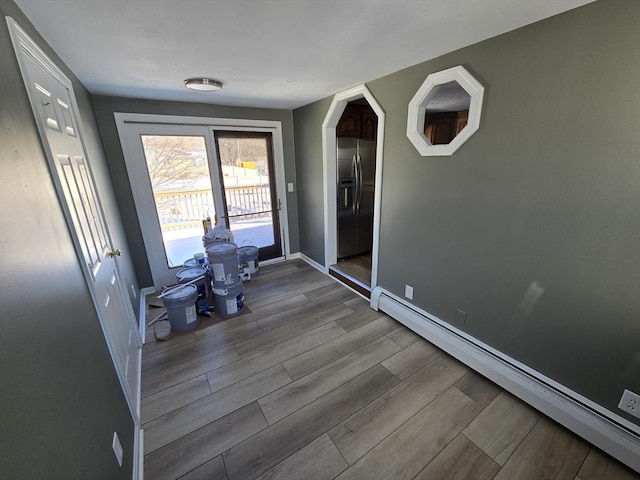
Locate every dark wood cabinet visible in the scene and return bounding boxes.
[424,110,468,145]
[361,109,377,140]
[337,104,377,140]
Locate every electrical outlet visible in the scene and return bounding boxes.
[455,308,467,325]
[404,285,414,300]
[618,389,640,419]
[287,182,294,192]
[112,431,123,466]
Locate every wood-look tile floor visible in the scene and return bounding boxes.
[332,253,372,287]
[142,260,638,480]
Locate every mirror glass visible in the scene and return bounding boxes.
[407,65,484,156]
[424,81,471,145]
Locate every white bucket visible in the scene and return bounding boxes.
[238,245,259,280]
[162,284,199,332]
[176,266,208,299]
[206,242,239,287]
[213,280,244,318]
[193,252,206,265]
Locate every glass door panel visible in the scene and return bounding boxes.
[214,131,282,260]
[140,135,216,268]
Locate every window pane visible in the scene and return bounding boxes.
[216,136,275,248]
[140,135,215,268]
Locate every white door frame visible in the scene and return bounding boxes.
[115,113,291,289]
[322,85,385,289]
[7,16,143,478]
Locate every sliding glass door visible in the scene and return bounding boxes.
[119,121,285,288]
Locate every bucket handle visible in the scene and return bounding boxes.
[157,275,205,299]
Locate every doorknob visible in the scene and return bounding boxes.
[108,249,122,257]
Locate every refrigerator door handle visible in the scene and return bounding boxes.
[356,153,363,212]
[352,154,358,214]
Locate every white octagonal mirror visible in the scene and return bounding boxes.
[407,65,484,156]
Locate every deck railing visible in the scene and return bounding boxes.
[154,185,271,231]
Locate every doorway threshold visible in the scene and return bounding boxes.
[328,266,371,299]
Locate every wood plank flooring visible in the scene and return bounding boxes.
[332,253,372,287]
[142,259,638,480]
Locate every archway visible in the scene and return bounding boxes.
[322,85,385,293]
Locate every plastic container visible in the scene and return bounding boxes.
[193,252,206,265]
[213,280,244,318]
[176,266,208,299]
[183,257,207,268]
[206,242,239,287]
[238,245,259,281]
[162,284,199,332]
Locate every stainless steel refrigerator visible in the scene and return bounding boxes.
[337,137,376,259]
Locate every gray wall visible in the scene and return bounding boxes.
[92,96,300,287]
[293,0,640,425]
[0,0,136,478]
[293,96,334,263]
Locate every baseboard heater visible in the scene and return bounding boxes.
[370,286,640,472]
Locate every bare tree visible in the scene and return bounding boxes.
[141,135,209,190]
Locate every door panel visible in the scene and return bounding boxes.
[356,139,376,254]
[13,23,141,422]
[213,131,283,260]
[139,134,219,269]
[337,138,358,259]
[121,124,225,287]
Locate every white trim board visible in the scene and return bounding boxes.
[138,286,155,344]
[296,252,325,273]
[322,85,385,288]
[370,286,640,472]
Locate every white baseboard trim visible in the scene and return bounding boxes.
[259,255,287,267]
[133,426,144,480]
[298,252,327,273]
[371,286,640,473]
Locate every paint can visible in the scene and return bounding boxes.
[206,242,239,287]
[182,257,204,268]
[176,266,208,300]
[238,245,259,281]
[213,280,244,318]
[161,284,199,332]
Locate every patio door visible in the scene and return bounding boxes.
[119,121,286,288]
[213,131,282,260]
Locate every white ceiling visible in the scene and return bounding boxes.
[14,0,593,109]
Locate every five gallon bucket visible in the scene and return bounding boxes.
[176,266,208,300]
[162,284,199,332]
[238,245,259,281]
[206,242,239,287]
[213,280,244,318]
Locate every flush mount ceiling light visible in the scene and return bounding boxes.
[183,78,223,92]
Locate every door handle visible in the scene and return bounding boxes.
[352,154,358,214]
[108,249,122,257]
[356,154,363,212]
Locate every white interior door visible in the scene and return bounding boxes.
[8,19,142,423]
